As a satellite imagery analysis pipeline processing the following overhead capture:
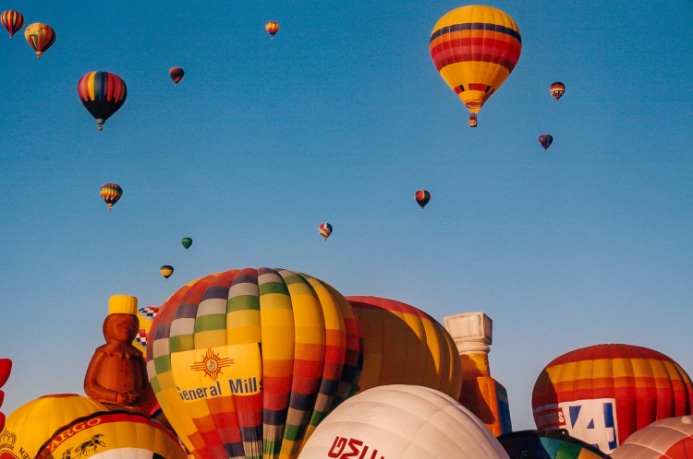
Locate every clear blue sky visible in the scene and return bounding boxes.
[1,1,692,431]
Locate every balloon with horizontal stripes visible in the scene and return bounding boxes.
[346,296,462,399]
[430,5,521,127]
[532,344,693,455]
[147,267,363,459]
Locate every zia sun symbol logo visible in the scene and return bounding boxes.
[190,348,234,381]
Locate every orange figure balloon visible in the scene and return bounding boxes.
[24,23,56,58]
[84,295,159,417]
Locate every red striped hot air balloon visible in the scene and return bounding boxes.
[532,343,693,455]
[1,10,24,39]
[146,268,362,459]
[430,5,522,127]
[99,183,122,210]
[78,71,127,130]
[24,23,55,58]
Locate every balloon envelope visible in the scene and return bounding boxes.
[532,343,693,455]
[99,183,122,210]
[265,21,279,37]
[346,296,461,399]
[0,394,108,459]
[160,265,174,278]
[430,5,521,126]
[147,267,362,459]
[1,10,24,39]
[133,306,160,358]
[415,190,431,209]
[78,71,127,130]
[549,82,566,101]
[318,222,332,240]
[498,429,611,459]
[611,415,693,459]
[181,237,193,249]
[539,134,553,150]
[169,66,184,85]
[298,384,510,459]
[24,23,55,58]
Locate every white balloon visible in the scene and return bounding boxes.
[298,384,510,459]
[611,415,693,459]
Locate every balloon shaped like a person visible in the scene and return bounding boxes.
[84,295,159,416]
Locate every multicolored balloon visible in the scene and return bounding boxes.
[611,415,693,459]
[539,134,553,151]
[35,410,187,459]
[0,10,24,39]
[146,267,362,459]
[78,71,127,130]
[24,23,55,58]
[133,306,160,358]
[415,189,431,209]
[0,358,11,431]
[549,82,566,101]
[181,237,193,249]
[299,384,510,459]
[532,343,693,455]
[498,429,611,459]
[318,222,333,240]
[265,21,279,38]
[0,394,108,459]
[160,265,174,279]
[100,183,123,210]
[346,296,462,399]
[430,5,522,127]
[169,66,184,85]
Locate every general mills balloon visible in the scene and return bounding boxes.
[147,267,362,459]
[532,343,693,454]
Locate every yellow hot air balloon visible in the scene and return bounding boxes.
[0,394,108,459]
[430,6,522,127]
[24,22,56,59]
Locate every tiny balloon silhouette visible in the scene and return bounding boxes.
[549,82,565,101]
[160,265,174,279]
[318,222,332,241]
[181,237,192,249]
[169,67,184,85]
[100,183,122,211]
[265,21,279,38]
[415,190,431,209]
[539,134,553,151]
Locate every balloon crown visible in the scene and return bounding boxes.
[108,294,138,315]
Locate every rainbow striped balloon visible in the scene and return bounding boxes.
[147,268,362,459]
[532,344,693,455]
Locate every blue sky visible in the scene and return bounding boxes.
[1,0,692,431]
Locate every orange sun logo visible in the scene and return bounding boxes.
[190,348,234,381]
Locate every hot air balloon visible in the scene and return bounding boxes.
[611,415,693,459]
[0,358,11,431]
[299,384,511,459]
[532,343,693,455]
[181,237,193,249]
[146,267,362,459]
[0,394,108,459]
[24,23,55,58]
[160,265,174,279]
[346,296,461,399]
[100,183,122,210]
[498,429,611,459]
[318,222,332,240]
[549,82,565,101]
[169,66,184,85]
[78,71,127,131]
[430,6,522,127]
[539,134,553,151]
[415,189,431,209]
[134,306,160,358]
[265,21,279,38]
[35,410,187,459]
[1,10,24,39]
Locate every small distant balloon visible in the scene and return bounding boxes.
[549,82,565,101]
[169,66,184,85]
[181,237,192,249]
[78,71,127,131]
[415,190,431,209]
[24,23,55,59]
[265,21,279,38]
[99,183,122,211]
[160,265,174,279]
[1,10,24,39]
[539,134,553,151]
[318,222,332,241]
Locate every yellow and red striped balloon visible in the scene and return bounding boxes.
[532,344,693,455]
[147,268,362,459]
[1,10,24,39]
[99,183,123,210]
[430,5,521,127]
[24,22,56,58]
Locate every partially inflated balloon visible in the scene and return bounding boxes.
[0,358,11,431]
[298,384,510,459]
[35,410,187,459]
[78,71,127,130]
[498,429,610,459]
[100,183,122,210]
[539,134,553,151]
[147,267,362,459]
[169,66,184,85]
[415,190,431,209]
[181,237,193,249]
[266,21,279,38]
[0,394,108,459]
[549,82,565,101]
[24,23,55,58]
[1,10,23,39]
[532,344,693,454]
[160,265,174,279]
[611,415,693,459]
[346,296,461,399]
[318,222,332,241]
[430,6,521,127]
